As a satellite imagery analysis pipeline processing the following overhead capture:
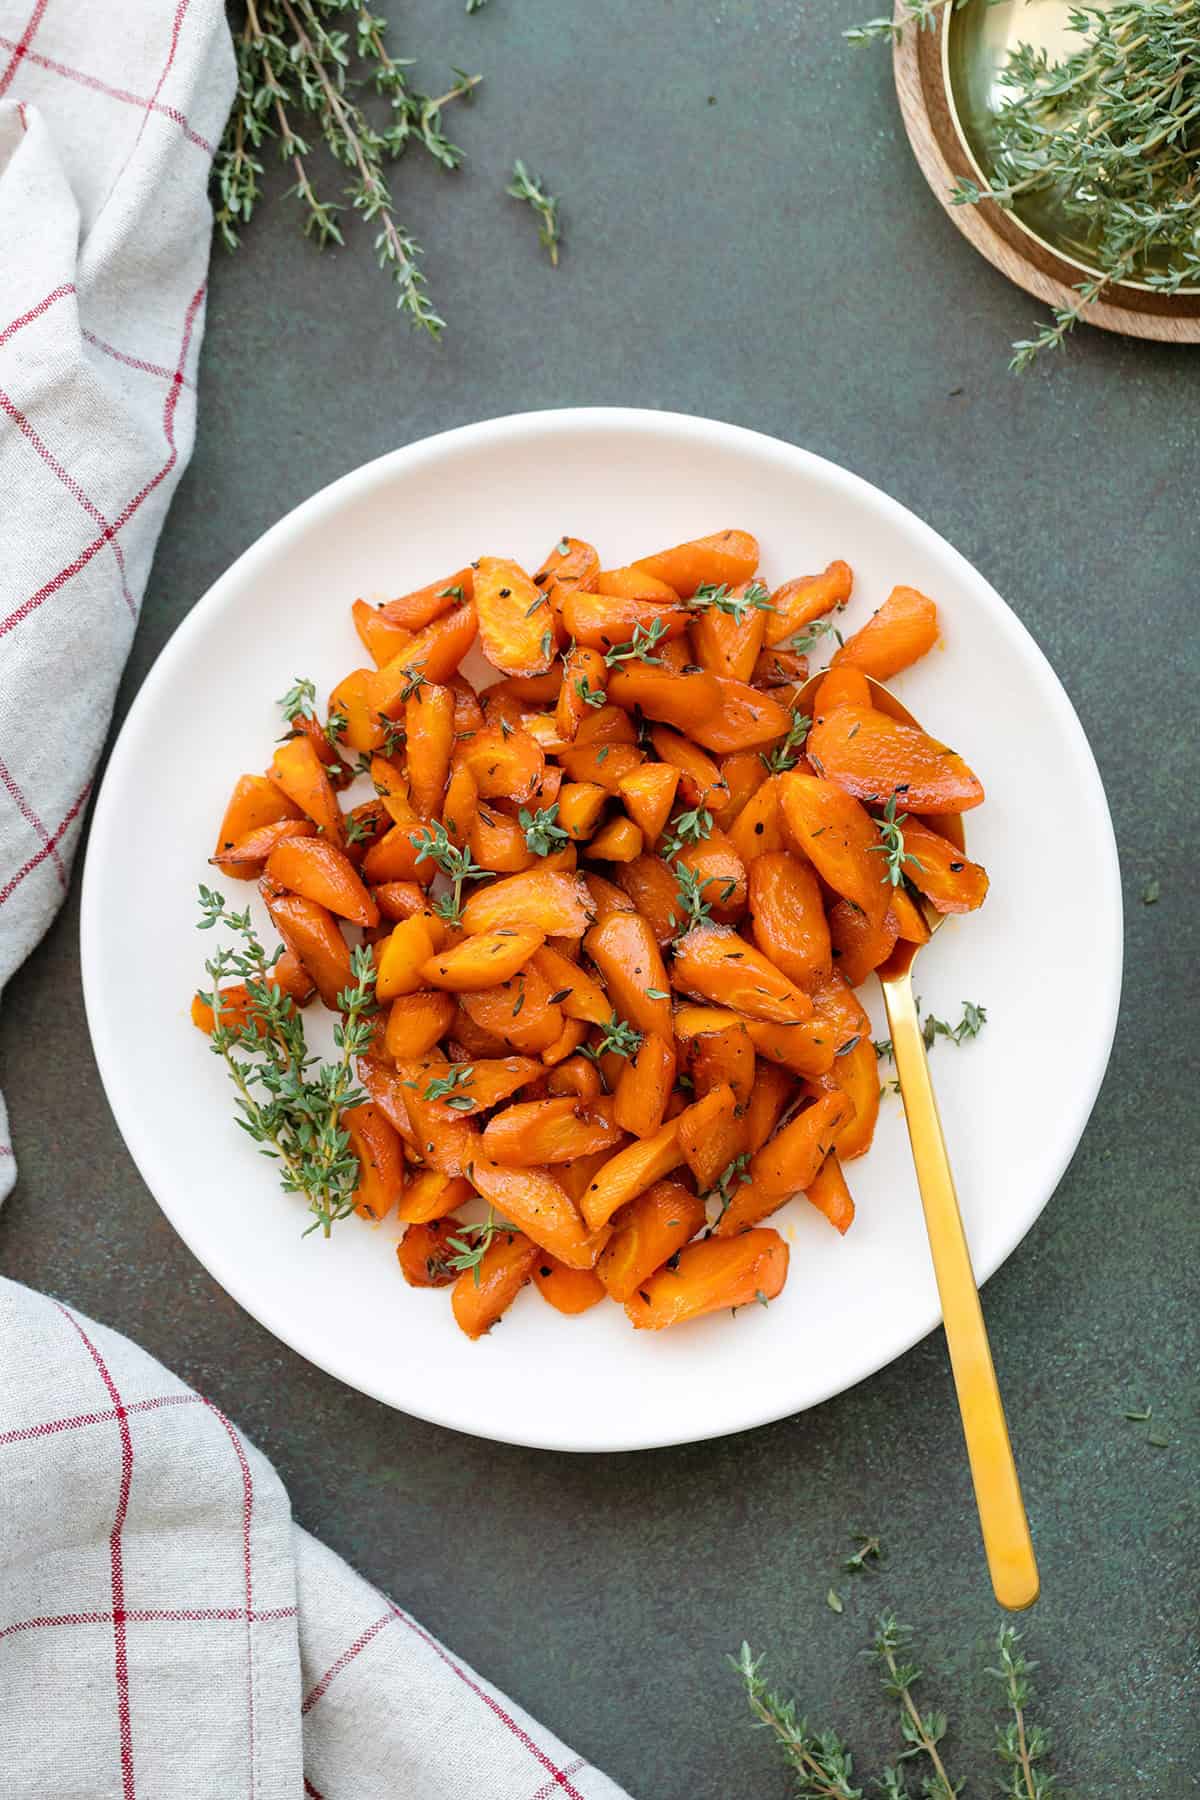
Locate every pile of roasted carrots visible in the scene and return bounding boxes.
[195,527,989,1339]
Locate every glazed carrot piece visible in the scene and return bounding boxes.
[361,824,433,886]
[546,1054,603,1101]
[532,1257,607,1315]
[613,1032,675,1138]
[474,555,555,677]
[556,781,607,841]
[190,953,314,1037]
[753,646,809,687]
[648,728,729,813]
[713,751,767,830]
[265,836,379,927]
[580,1118,685,1231]
[804,1153,855,1234]
[561,589,690,652]
[807,706,984,814]
[370,602,479,715]
[777,772,890,929]
[290,711,354,790]
[352,600,413,668]
[583,871,637,921]
[405,681,455,818]
[460,868,594,938]
[452,1230,541,1339]
[400,1055,542,1119]
[606,666,722,734]
[541,1014,587,1066]
[211,817,316,880]
[690,582,770,682]
[632,529,759,598]
[727,782,784,871]
[393,1060,482,1177]
[385,990,457,1059]
[456,721,545,804]
[587,815,644,862]
[806,969,872,1051]
[380,566,474,631]
[471,1158,606,1269]
[744,1017,837,1079]
[488,670,563,707]
[374,915,440,1001]
[583,911,673,1040]
[674,829,747,921]
[616,762,679,842]
[441,760,478,850]
[572,703,639,750]
[398,1170,475,1224]
[739,1092,853,1212]
[811,1036,880,1161]
[832,585,938,680]
[671,924,813,1023]
[422,928,544,991]
[397,1217,460,1287]
[329,668,388,755]
[594,565,681,604]
[458,967,565,1055]
[624,1228,788,1329]
[888,885,931,945]
[742,1061,794,1154]
[343,1102,405,1221]
[269,735,345,846]
[556,644,608,742]
[813,665,872,714]
[530,944,610,1025]
[470,806,535,874]
[533,535,600,634]
[896,818,990,914]
[596,1179,706,1303]
[764,560,853,648]
[827,896,900,987]
[678,1083,743,1189]
[688,1020,754,1109]
[215,773,303,856]
[748,851,832,988]
[689,677,794,756]
[557,741,645,792]
[261,887,353,1010]
[481,1096,623,1165]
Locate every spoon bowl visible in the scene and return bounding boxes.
[797,667,1039,1611]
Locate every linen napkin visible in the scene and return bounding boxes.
[0,8,628,1794]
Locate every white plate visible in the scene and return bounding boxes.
[80,409,1122,1452]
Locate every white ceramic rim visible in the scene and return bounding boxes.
[80,408,1124,1450]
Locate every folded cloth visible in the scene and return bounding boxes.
[0,12,627,1795]
[0,1278,629,1798]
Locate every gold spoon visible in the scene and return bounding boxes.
[799,671,1039,1612]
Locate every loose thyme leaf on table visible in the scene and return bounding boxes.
[215,0,482,334]
[196,886,375,1236]
[506,158,562,265]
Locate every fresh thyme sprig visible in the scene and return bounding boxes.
[574,674,607,709]
[844,1532,885,1574]
[196,886,375,1236]
[421,1064,476,1106]
[603,619,669,667]
[870,1614,961,1800]
[278,676,318,724]
[706,1152,752,1225]
[409,819,489,922]
[519,802,569,857]
[989,1627,1059,1799]
[687,580,777,622]
[506,158,562,265]
[761,710,812,774]
[446,1207,513,1283]
[659,806,713,862]
[730,1643,863,1800]
[922,999,987,1050]
[581,1012,645,1062]
[778,617,843,655]
[869,793,925,887]
[217,0,483,335]
[668,861,723,937]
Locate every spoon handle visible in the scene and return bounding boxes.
[880,966,1039,1611]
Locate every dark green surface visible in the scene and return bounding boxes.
[1,2,1197,1793]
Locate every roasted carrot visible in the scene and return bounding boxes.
[397,1217,461,1287]
[807,705,984,814]
[532,1257,607,1315]
[832,584,938,680]
[596,1179,706,1303]
[452,1230,541,1339]
[624,1228,788,1329]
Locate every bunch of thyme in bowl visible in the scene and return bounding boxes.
[849,0,1200,367]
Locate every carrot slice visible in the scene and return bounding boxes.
[475,556,556,678]
[688,1020,754,1109]
[460,868,594,939]
[471,1158,606,1269]
[689,677,793,755]
[743,1061,794,1154]
[533,535,600,635]
[804,1153,855,1234]
[587,815,643,862]
[897,818,989,914]
[613,1032,675,1138]
[452,1229,541,1339]
[481,1096,623,1165]
[269,736,345,846]
[747,851,831,988]
[343,1102,405,1221]
[531,944,610,1026]
[558,781,609,841]
[674,829,747,922]
[398,1171,475,1225]
[546,1054,603,1101]
[596,1178,706,1303]
[422,928,544,991]
[632,529,759,598]
[690,581,770,682]
[624,1228,788,1329]
[261,887,353,1011]
[556,644,608,742]
[807,706,984,814]
[811,1036,880,1161]
[777,771,890,929]
[210,817,316,880]
[583,911,673,1040]
[214,773,303,856]
[813,666,872,714]
[739,1091,853,1210]
[385,990,456,1059]
[594,565,682,603]
[264,836,379,927]
[380,566,474,630]
[832,585,938,680]
[458,967,565,1055]
[352,600,413,668]
[744,1017,837,1079]
[397,1217,461,1286]
[617,762,679,842]
[580,1119,685,1230]
[606,666,722,736]
[405,681,455,819]
[765,561,853,648]
[677,1083,743,1189]
[370,602,479,715]
[827,896,900,987]
[532,1256,607,1315]
[727,776,785,865]
[557,741,645,793]
[671,924,813,1023]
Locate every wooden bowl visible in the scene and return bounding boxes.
[892,0,1200,346]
